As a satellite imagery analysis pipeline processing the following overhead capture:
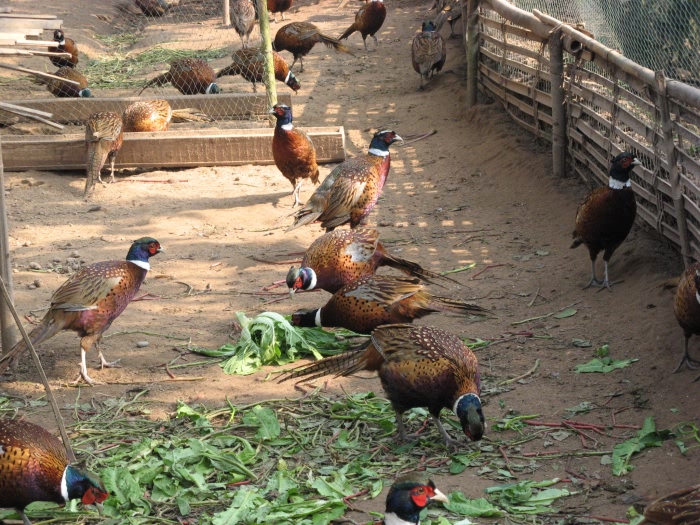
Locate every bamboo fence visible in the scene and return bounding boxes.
[465,0,700,267]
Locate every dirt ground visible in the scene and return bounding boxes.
[1,0,698,522]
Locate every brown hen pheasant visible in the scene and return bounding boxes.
[640,485,700,525]
[0,238,163,385]
[287,228,458,294]
[216,48,300,93]
[339,0,386,52]
[273,22,353,72]
[122,100,213,132]
[672,265,700,375]
[286,130,402,232]
[84,112,123,198]
[291,275,488,334]
[571,152,641,290]
[281,324,485,445]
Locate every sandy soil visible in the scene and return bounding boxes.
[0,0,697,521]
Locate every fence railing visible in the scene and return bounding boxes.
[465,0,700,267]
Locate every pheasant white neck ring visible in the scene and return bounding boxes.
[608,178,631,189]
[368,148,390,157]
[285,71,293,83]
[307,269,317,290]
[314,308,322,327]
[384,513,415,525]
[453,393,480,415]
[695,292,700,306]
[60,467,69,502]
[128,259,151,271]
[281,123,294,131]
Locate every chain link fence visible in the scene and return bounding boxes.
[0,0,289,132]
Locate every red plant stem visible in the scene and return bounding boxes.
[164,364,176,379]
[614,424,641,429]
[469,263,507,280]
[226,480,252,488]
[343,489,369,505]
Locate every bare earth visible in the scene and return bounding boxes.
[0,0,696,521]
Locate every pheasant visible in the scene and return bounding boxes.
[280,324,485,445]
[382,474,449,525]
[273,22,354,72]
[122,100,213,132]
[268,0,293,23]
[230,0,257,47]
[433,0,462,39]
[216,48,300,93]
[672,265,700,374]
[571,152,641,290]
[0,419,108,525]
[412,20,446,90]
[286,130,402,232]
[139,58,220,95]
[286,228,459,295]
[135,0,171,16]
[45,67,91,98]
[339,0,386,52]
[84,112,123,198]
[639,485,700,525]
[0,237,163,385]
[48,29,79,68]
[290,275,488,334]
[270,103,319,207]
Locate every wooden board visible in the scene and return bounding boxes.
[1,127,346,171]
[0,19,62,29]
[0,93,294,124]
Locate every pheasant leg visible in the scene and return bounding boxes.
[433,417,462,447]
[299,56,304,73]
[108,155,117,184]
[582,260,602,289]
[98,351,122,369]
[395,411,418,442]
[372,35,379,46]
[672,337,700,373]
[71,349,101,386]
[363,38,368,53]
[292,179,302,207]
[20,510,32,525]
[601,261,614,291]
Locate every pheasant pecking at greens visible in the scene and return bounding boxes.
[280,324,485,446]
[122,100,213,133]
[139,58,220,95]
[381,474,449,525]
[43,67,91,98]
[216,48,300,93]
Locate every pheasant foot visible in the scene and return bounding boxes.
[98,352,122,369]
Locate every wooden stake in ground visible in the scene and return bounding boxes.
[256,0,277,126]
[0,137,18,357]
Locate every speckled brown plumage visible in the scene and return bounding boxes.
[48,29,79,68]
[571,152,640,290]
[270,103,318,206]
[339,0,386,52]
[45,67,90,98]
[412,21,446,90]
[0,238,162,385]
[291,275,488,334]
[139,58,220,95]
[84,112,123,197]
[287,228,458,294]
[0,420,108,524]
[267,0,293,23]
[216,48,300,92]
[280,324,485,445]
[273,22,353,72]
[286,130,401,232]
[673,264,700,374]
[122,100,212,133]
[230,0,257,46]
[640,485,700,525]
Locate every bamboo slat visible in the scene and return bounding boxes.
[480,45,552,82]
[480,32,550,64]
[479,15,547,43]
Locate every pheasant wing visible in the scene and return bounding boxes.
[344,276,423,304]
[344,228,380,262]
[50,264,125,311]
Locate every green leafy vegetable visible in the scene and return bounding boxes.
[444,492,503,517]
[575,357,638,373]
[553,308,577,319]
[193,312,363,375]
[612,417,673,475]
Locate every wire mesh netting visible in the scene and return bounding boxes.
[0,0,299,133]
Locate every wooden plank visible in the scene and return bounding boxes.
[0,13,58,19]
[0,93,294,125]
[1,127,346,171]
[0,28,43,37]
[0,19,62,29]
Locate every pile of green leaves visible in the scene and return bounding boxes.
[612,417,673,475]
[194,312,364,375]
[575,344,638,373]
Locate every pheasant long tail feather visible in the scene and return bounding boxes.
[171,108,214,123]
[426,295,490,317]
[319,32,355,55]
[84,141,110,197]
[215,64,240,78]
[138,72,170,95]
[0,318,65,374]
[382,254,461,288]
[338,23,357,41]
[278,347,367,383]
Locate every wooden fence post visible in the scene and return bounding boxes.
[256,0,278,127]
[656,71,692,268]
[549,28,566,178]
[223,0,231,26]
[0,137,18,357]
[466,0,480,109]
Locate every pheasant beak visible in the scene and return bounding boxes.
[431,488,449,504]
[395,134,404,143]
[289,288,295,298]
[631,157,641,166]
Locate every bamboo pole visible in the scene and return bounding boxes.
[223,0,231,26]
[465,0,480,109]
[656,71,691,268]
[481,0,549,38]
[0,137,17,359]
[549,28,566,178]
[256,0,277,126]
[0,63,81,85]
